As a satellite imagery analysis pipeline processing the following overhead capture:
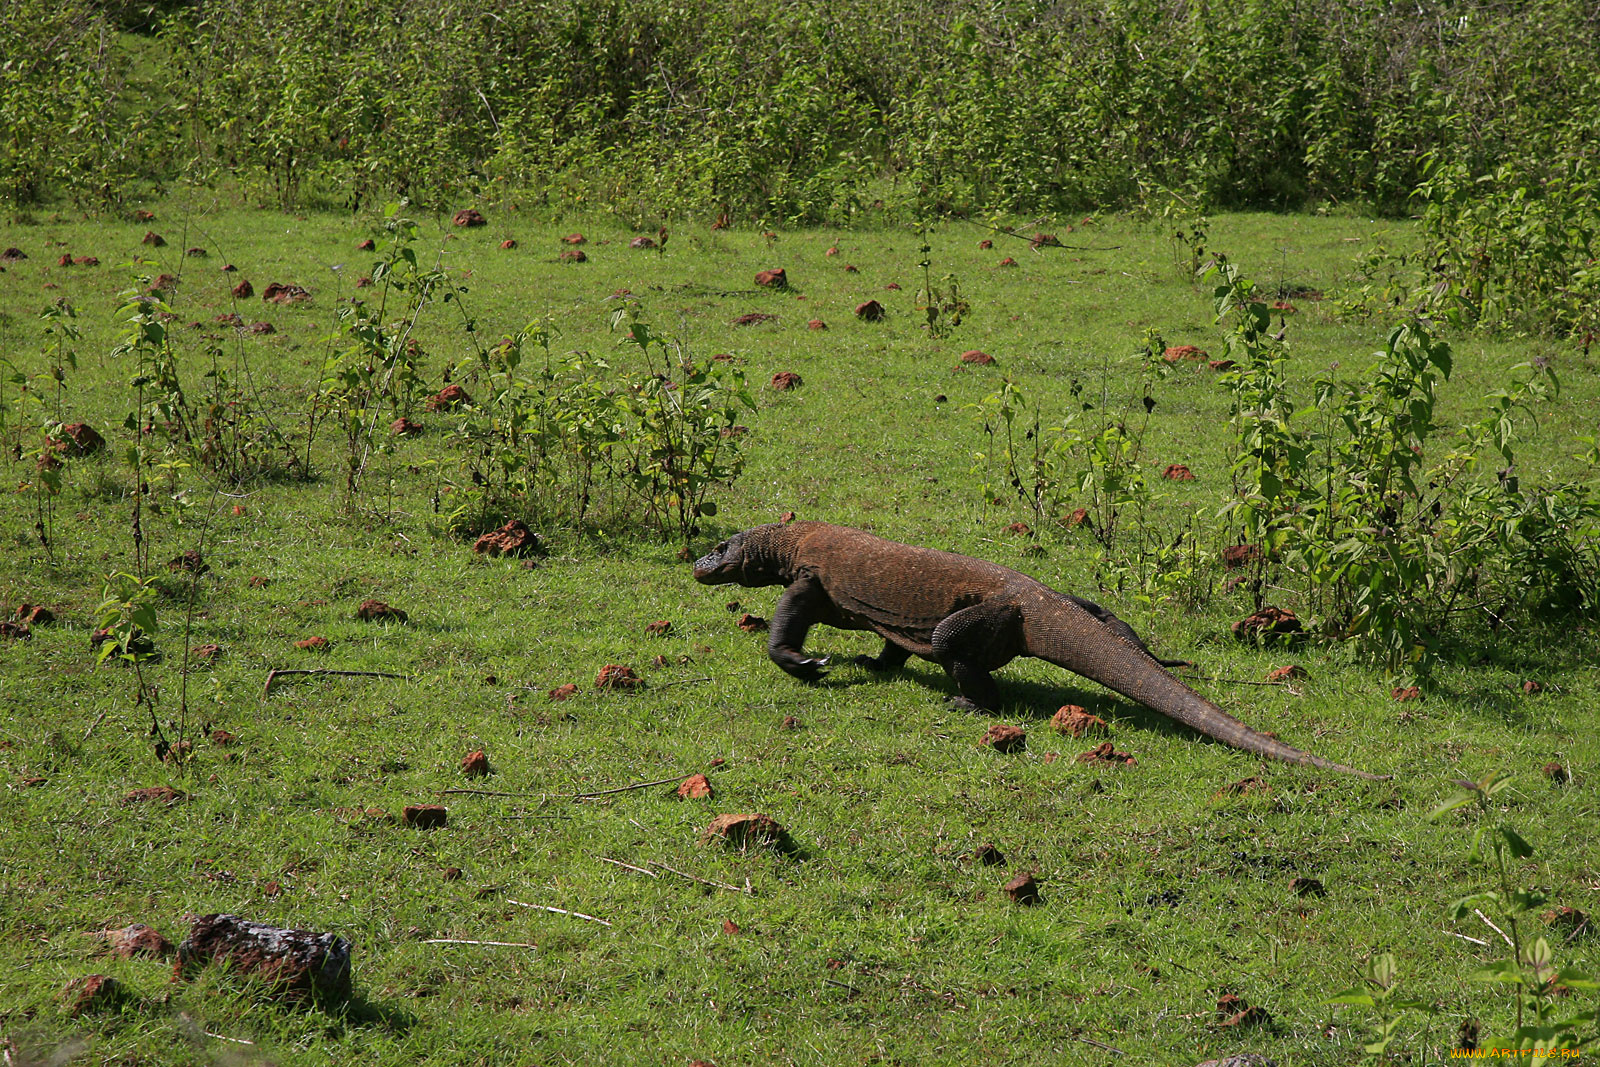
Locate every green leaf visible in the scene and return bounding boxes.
[1325,989,1376,1007]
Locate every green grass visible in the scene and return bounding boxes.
[1,197,1596,1065]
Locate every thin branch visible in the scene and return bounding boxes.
[1475,908,1514,947]
[822,977,863,995]
[600,857,658,877]
[439,775,691,801]
[648,861,754,895]
[1444,929,1490,947]
[505,900,612,927]
[1070,1033,1126,1056]
[422,938,537,948]
[261,668,411,697]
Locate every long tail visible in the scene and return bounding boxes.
[1029,593,1390,781]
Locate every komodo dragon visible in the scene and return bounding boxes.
[692,521,1385,780]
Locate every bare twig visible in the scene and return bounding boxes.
[80,708,108,748]
[1070,1033,1126,1056]
[1475,908,1515,947]
[506,900,612,927]
[648,861,754,895]
[650,675,713,690]
[600,857,658,877]
[439,775,690,801]
[1445,929,1490,947]
[262,668,410,697]
[422,938,537,948]
[822,977,863,995]
[204,1033,255,1046]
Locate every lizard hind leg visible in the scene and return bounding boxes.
[931,600,1023,711]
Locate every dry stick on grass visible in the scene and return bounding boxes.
[438,775,691,801]
[648,861,754,895]
[1445,929,1491,947]
[1070,1033,1126,1056]
[599,857,658,878]
[506,900,612,927]
[423,938,538,949]
[261,668,411,698]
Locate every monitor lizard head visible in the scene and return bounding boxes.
[691,524,792,587]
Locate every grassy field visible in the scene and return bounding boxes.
[1,196,1596,1066]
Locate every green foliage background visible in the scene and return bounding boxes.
[5,0,1600,221]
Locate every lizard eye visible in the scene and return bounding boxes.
[715,541,729,554]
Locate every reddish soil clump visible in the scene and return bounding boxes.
[1231,606,1304,645]
[58,422,105,455]
[247,575,270,588]
[547,683,579,701]
[356,599,407,623]
[997,257,1018,267]
[1215,776,1270,798]
[1003,872,1041,905]
[499,238,517,250]
[770,371,803,390]
[295,636,330,650]
[262,282,311,304]
[755,268,788,288]
[1221,544,1260,569]
[134,209,155,221]
[142,231,166,247]
[1543,761,1570,784]
[60,974,127,1015]
[1521,679,1544,694]
[355,276,372,288]
[1543,906,1589,933]
[186,246,207,257]
[702,813,788,850]
[1290,876,1325,898]
[190,643,221,662]
[1064,507,1089,528]
[460,750,491,778]
[1271,300,1297,313]
[452,209,487,227]
[1391,685,1422,702]
[559,249,587,263]
[357,238,376,251]
[595,664,643,690]
[151,273,179,293]
[231,279,253,299]
[561,233,586,245]
[854,299,886,321]
[403,804,448,829]
[1051,705,1108,737]
[166,549,209,574]
[645,619,672,636]
[677,773,714,799]
[1265,664,1306,683]
[1,247,26,262]
[884,282,901,290]
[109,923,173,959]
[825,245,840,256]
[211,729,238,746]
[121,786,185,805]
[1076,741,1136,766]
[1162,464,1195,480]
[780,715,801,731]
[807,318,827,330]
[1163,345,1207,363]
[981,724,1026,753]
[15,603,55,625]
[737,613,769,632]
[732,312,776,326]
[74,255,99,266]
[1216,994,1271,1028]
[1005,521,1031,535]
[960,350,996,365]
[974,843,1006,866]
[391,416,423,437]
[978,239,993,250]
[58,253,74,267]
[472,518,541,557]
[215,312,244,326]
[426,384,472,411]
[629,236,657,249]
[1208,359,1237,371]
[173,913,353,1003]
[1030,232,1062,249]
[843,264,859,273]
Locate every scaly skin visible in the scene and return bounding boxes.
[693,521,1388,781]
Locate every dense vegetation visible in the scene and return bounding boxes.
[6,0,1600,223]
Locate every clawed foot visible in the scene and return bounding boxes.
[853,653,897,672]
[944,695,990,713]
[773,650,830,681]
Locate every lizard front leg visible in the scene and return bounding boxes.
[767,573,833,681]
[931,599,1023,711]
